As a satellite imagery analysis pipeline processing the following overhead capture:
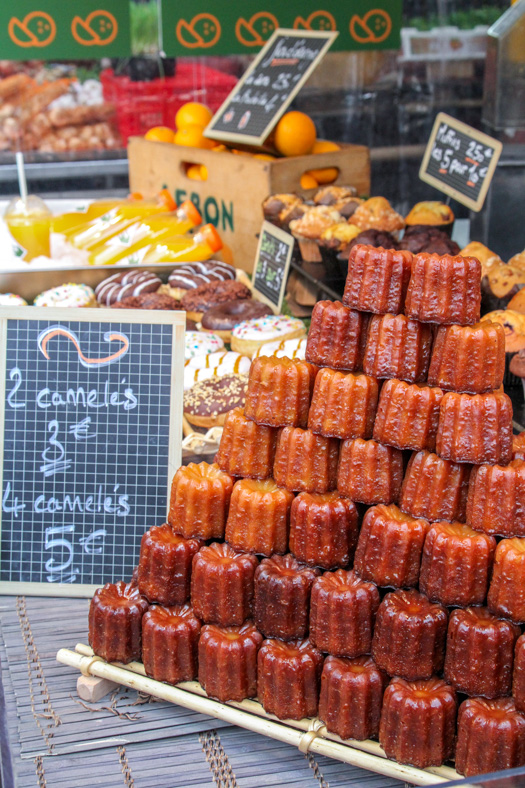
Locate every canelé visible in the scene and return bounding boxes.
[419,522,496,607]
[466,461,525,537]
[305,300,369,371]
[168,462,233,540]
[436,391,513,465]
[191,542,258,626]
[342,245,412,314]
[198,621,263,702]
[254,554,319,640]
[319,656,388,741]
[215,407,277,479]
[456,697,525,776]
[363,313,432,383]
[427,321,505,393]
[309,569,380,658]
[244,356,317,428]
[372,589,448,680]
[513,634,525,713]
[373,379,443,452]
[444,607,519,697]
[137,524,201,606]
[404,252,481,325]
[89,581,148,663]
[257,637,324,720]
[142,604,201,684]
[513,432,525,461]
[225,478,294,556]
[289,492,359,570]
[273,427,339,494]
[488,538,525,623]
[399,450,471,523]
[379,677,457,768]
[307,368,378,440]
[337,438,404,504]
[354,504,429,588]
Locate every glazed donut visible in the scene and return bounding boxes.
[253,337,307,360]
[184,373,248,428]
[181,281,251,322]
[34,283,97,308]
[201,299,273,342]
[185,331,224,360]
[184,351,251,389]
[95,270,162,306]
[230,315,306,357]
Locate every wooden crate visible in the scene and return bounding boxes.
[128,137,370,272]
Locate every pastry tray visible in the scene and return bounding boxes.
[57,643,463,787]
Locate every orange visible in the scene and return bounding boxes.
[186,164,208,181]
[175,102,213,130]
[173,124,215,150]
[254,153,276,161]
[312,140,341,154]
[300,172,318,189]
[305,167,338,184]
[144,126,175,143]
[274,111,317,157]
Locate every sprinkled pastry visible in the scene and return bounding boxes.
[34,283,97,308]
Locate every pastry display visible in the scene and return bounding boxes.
[0,293,27,306]
[373,379,443,452]
[142,604,201,685]
[257,638,324,720]
[455,697,525,777]
[183,352,251,390]
[343,245,412,315]
[168,462,233,541]
[405,252,481,325]
[404,201,454,232]
[372,589,448,680]
[307,368,378,440]
[399,450,471,523]
[88,581,148,664]
[137,524,201,605]
[488,538,525,623]
[95,270,162,305]
[363,313,433,383]
[319,655,387,741]
[273,427,339,494]
[337,438,404,504]
[305,300,369,371]
[354,504,429,589]
[379,677,457,768]
[225,478,294,556]
[181,280,251,322]
[34,282,97,308]
[436,391,513,465]
[289,492,359,570]
[428,321,505,394]
[444,607,519,697]
[231,316,306,357]
[244,356,317,428]
[191,542,258,626]
[183,373,248,428]
[215,407,277,479]
[198,621,262,703]
[466,461,525,537]
[253,337,307,360]
[309,569,380,658]
[254,554,319,640]
[185,331,224,360]
[166,260,235,299]
[351,197,405,235]
[419,522,496,607]
[201,300,273,342]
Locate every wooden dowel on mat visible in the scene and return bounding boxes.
[59,645,458,786]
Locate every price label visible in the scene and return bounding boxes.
[252,221,294,312]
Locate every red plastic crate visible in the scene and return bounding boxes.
[101,65,237,142]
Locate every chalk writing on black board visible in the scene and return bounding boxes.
[0,317,175,589]
[419,112,502,212]
[252,222,294,311]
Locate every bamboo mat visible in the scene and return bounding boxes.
[0,595,404,788]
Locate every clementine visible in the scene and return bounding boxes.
[144,126,175,143]
[175,102,213,130]
[274,111,317,157]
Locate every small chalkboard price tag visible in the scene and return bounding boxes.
[252,221,294,313]
[419,112,502,212]
[205,28,337,147]
[0,307,185,597]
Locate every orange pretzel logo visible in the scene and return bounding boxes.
[293,11,336,32]
[8,11,56,48]
[349,9,392,44]
[71,10,118,46]
[38,326,129,368]
[235,12,278,47]
[175,13,221,49]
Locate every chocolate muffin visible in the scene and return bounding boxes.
[399,226,460,256]
[341,229,400,256]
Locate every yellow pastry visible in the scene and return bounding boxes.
[405,201,454,227]
[351,197,405,234]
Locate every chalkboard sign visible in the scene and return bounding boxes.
[0,308,185,597]
[252,221,294,312]
[205,28,337,147]
[419,112,502,212]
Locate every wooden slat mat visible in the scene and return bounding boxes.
[0,596,405,787]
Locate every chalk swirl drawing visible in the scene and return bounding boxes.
[37,325,129,368]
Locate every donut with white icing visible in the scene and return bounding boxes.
[253,337,307,360]
[95,270,161,306]
[0,293,27,306]
[230,315,306,357]
[34,283,97,308]
[185,331,224,360]
[184,351,251,389]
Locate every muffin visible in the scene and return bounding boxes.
[351,197,405,235]
[404,201,454,234]
[398,226,460,256]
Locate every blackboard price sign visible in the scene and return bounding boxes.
[420,112,502,212]
[252,221,294,312]
[205,28,337,147]
[0,308,185,597]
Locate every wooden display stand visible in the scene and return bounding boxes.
[128,137,370,272]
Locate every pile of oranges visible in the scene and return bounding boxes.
[144,104,341,188]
